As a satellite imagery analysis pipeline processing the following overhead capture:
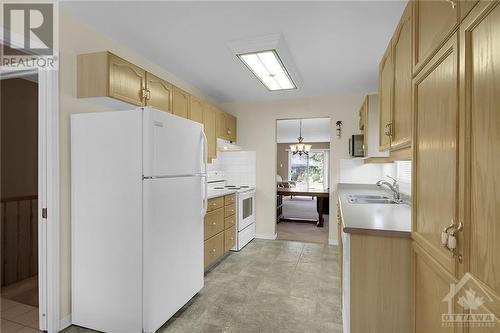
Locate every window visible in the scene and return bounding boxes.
[396,161,412,194]
[288,150,329,191]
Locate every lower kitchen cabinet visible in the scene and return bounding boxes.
[204,232,224,269]
[338,202,411,333]
[411,242,457,333]
[204,194,237,270]
[224,226,236,252]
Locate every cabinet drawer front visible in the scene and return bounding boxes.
[224,215,236,229]
[224,194,236,206]
[224,203,236,218]
[204,232,224,269]
[207,197,224,212]
[204,208,224,240]
[224,226,236,252]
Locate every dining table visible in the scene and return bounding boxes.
[276,188,330,227]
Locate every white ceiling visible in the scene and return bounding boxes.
[61,1,405,103]
[276,118,330,143]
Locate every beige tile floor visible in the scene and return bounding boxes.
[66,239,342,333]
[1,297,40,333]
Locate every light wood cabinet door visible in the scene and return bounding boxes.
[204,232,224,269]
[172,86,190,118]
[461,1,500,323]
[203,105,217,161]
[226,113,237,142]
[460,0,479,20]
[108,53,146,106]
[391,3,413,150]
[224,226,236,252]
[224,194,236,206]
[413,0,459,75]
[224,203,236,218]
[207,196,224,212]
[413,34,459,276]
[145,72,172,112]
[412,243,458,333]
[379,43,393,151]
[224,215,236,229]
[358,97,368,157]
[204,208,224,240]
[216,109,226,140]
[189,96,204,124]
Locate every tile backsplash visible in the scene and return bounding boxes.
[207,151,256,186]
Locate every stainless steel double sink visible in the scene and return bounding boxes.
[347,194,400,204]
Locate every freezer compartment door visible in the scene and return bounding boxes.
[143,108,204,177]
[142,176,204,333]
[71,110,143,333]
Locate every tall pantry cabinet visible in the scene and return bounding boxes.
[409,1,500,332]
[459,2,500,331]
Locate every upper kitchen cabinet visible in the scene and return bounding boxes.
[172,86,191,119]
[391,2,413,150]
[378,42,393,152]
[358,97,368,157]
[216,110,237,142]
[77,51,146,106]
[225,114,237,142]
[189,96,204,124]
[412,0,459,75]
[145,72,172,112]
[203,104,217,162]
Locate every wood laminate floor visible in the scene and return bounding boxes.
[65,240,342,333]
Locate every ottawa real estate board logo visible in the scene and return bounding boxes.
[2,2,58,69]
[442,273,497,328]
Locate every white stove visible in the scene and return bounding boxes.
[207,172,256,251]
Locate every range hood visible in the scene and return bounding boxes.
[217,138,241,152]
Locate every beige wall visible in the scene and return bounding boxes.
[58,12,216,319]
[276,142,330,181]
[221,95,365,242]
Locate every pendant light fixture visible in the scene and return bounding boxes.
[289,119,312,156]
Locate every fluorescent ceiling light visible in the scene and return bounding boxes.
[238,50,296,91]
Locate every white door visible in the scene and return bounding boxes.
[142,108,204,177]
[142,176,204,333]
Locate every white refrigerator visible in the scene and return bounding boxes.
[71,107,207,333]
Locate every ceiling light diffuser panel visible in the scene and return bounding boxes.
[238,50,296,91]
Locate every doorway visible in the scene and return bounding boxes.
[1,76,41,331]
[275,118,331,244]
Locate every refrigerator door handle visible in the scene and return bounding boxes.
[201,131,208,215]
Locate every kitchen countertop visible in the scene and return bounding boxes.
[337,183,411,237]
[206,189,237,199]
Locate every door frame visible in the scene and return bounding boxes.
[0,67,60,332]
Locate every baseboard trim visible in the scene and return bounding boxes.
[59,314,72,331]
[255,233,278,240]
[328,238,338,246]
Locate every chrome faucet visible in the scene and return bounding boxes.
[376,175,400,200]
